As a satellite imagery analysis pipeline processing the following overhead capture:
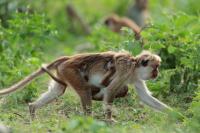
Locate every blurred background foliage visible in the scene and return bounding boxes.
[0,0,199,133]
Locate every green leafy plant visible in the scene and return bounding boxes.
[0,12,56,103]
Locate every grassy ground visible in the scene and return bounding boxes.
[0,86,183,133]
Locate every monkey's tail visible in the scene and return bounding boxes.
[0,69,44,95]
[0,56,69,95]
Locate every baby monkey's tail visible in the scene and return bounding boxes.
[0,56,69,95]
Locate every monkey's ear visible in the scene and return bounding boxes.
[141,59,149,67]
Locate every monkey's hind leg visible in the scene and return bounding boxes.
[29,80,66,119]
[62,68,92,115]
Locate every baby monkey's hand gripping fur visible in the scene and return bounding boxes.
[0,51,172,121]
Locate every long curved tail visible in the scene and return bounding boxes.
[0,69,44,95]
[0,56,69,95]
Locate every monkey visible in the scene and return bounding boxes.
[127,0,149,27]
[0,51,172,121]
[66,4,91,35]
[104,0,149,40]
[41,63,128,101]
[104,14,141,40]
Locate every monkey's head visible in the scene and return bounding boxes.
[135,51,161,80]
[135,0,148,10]
[104,15,121,32]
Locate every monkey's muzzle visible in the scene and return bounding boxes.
[152,69,158,79]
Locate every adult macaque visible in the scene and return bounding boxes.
[0,51,172,121]
[66,4,91,35]
[127,0,149,27]
[104,14,141,40]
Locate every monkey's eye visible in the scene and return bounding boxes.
[105,20,109,25]
[141,60,149,67]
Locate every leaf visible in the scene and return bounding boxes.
[26,57,40,65]
[180,57,193,69]
[168,45,177,53]
[131,42,143,55]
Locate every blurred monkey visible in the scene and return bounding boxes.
[127,0,149,27]
[104,14,141,40]
[104,0,149,40]
[66,4,91,34]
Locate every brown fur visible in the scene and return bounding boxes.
[104,14,141,39]
[105,0,149,41]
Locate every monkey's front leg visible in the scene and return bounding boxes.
[103,56,133,121]
[103,88,116,120]
[134,79,171,111]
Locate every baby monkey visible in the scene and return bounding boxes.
[0,51,172,121]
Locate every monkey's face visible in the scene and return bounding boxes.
[136,59,160,80]
[104,17,121,32]
[105,19,117,31]
[105,19,115,28]
[136,0,148,10]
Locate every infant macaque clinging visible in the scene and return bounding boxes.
[0,51,172,121]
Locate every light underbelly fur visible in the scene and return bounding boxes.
[88,74,104,88]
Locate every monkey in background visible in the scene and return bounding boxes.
[0,51,173,121]
[104,0,149,40]
[104,14,141,40]
[65,1,148,40]
[66,4,91,35]
[127,0,149,27]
